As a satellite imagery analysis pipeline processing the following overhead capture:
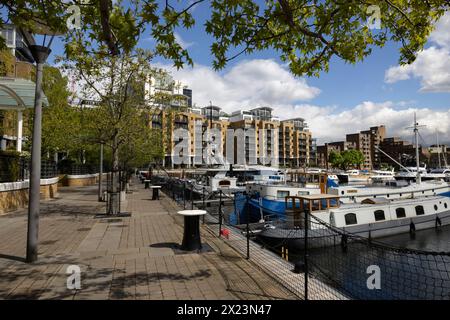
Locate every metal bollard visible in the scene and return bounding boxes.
[202,187,206,224]
[218,191,223,237]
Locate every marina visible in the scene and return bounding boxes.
[1,1,450,307]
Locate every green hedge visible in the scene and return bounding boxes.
[0,150,21,183]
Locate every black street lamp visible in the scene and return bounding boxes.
[23,24,61,263]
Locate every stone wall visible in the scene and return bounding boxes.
[59,174,99,187]
[0,177,59,215]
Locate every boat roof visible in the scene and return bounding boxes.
[295,194,340,201]
[335,195,446,210]
[361,197,390,204]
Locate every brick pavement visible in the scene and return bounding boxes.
[0,180,297,300]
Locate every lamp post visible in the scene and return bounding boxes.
[98,142,104,201]
[25,29,57,263]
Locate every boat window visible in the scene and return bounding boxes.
[277,190,290,199]
[374,210,385,221]
[298,191,309,196]
[341,191,344,195]
[415,205,425,216]
[445,203,448,209]
[434,204,438,211]
[345,213,357,225]
[396,208,406,218]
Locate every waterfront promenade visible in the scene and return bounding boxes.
[0,180,296,300]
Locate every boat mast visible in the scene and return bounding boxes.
[413,113,421,183]
[406,113,425,184]
[437,130,442,169]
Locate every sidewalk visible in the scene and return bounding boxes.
[0,180,297,300]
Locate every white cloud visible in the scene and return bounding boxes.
[160,59,449,146]
[174,32,195,49]
[160,59,321,112]
[289,101,450,146]
[385,12,450,92]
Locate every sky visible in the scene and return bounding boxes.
[43,4,450,146]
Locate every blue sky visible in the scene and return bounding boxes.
[27,5,450,144]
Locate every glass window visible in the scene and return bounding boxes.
[374,210,385,221]
[445,203,448,209]
[277,190,290,199]
[415,205,425,216]
[434,204,438,211]
[345,213,357,225]
[396,208,406,218]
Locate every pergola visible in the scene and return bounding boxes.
[0,77,48,152]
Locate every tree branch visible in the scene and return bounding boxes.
[99,0,119,56]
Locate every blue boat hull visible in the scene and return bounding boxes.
[230,190,450,225]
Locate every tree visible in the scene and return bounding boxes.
[341,150,365,170]
[41,66,82,156]
[328,149,365,170]
[58,47,165,209]
[328,150,343,169]
[1,1,448,77]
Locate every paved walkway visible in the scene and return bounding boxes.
[0,180,296,300]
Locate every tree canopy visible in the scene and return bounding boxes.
[0,1,448,76]
[329,149,365,170]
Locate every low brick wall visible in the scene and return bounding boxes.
[60,174,100,187]
[0,177,59,214]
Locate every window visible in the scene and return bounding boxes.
[396,208,406,218]
[445,203,448,209]
[434,205,438,211]
[374,210,385,221]
[345,213,357,225]
[415,205,425,216]
[277,190,290,199]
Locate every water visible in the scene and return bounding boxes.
[285,226,450,300]
[376,224,450,252]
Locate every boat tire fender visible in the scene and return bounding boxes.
[409,221,416,234]
[435,216,442,229]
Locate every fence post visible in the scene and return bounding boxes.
[202,187,206,224]
[183,181,186,209]
[218,190,223,237]
[246,196,250,260]
[304,209,309,301]
[172,180,175,200]
[190,183,194,210]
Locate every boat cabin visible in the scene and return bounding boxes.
[284,194,340,228]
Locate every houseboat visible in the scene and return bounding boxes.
[257,193,450,249]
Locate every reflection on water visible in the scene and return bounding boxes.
[376,225,450,252]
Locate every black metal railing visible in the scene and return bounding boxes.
[0,154,58,182]
[155,174,450,300]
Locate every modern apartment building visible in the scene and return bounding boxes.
[346,132,372,169]
[228,107,280,166]
[145,71,192,110]
[150,104,315,168]
[379,137,429,168]
[361,125,386,168]
[0,24,37,152]
[279,118,312,167]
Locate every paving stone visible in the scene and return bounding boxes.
[0,180,297,300]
